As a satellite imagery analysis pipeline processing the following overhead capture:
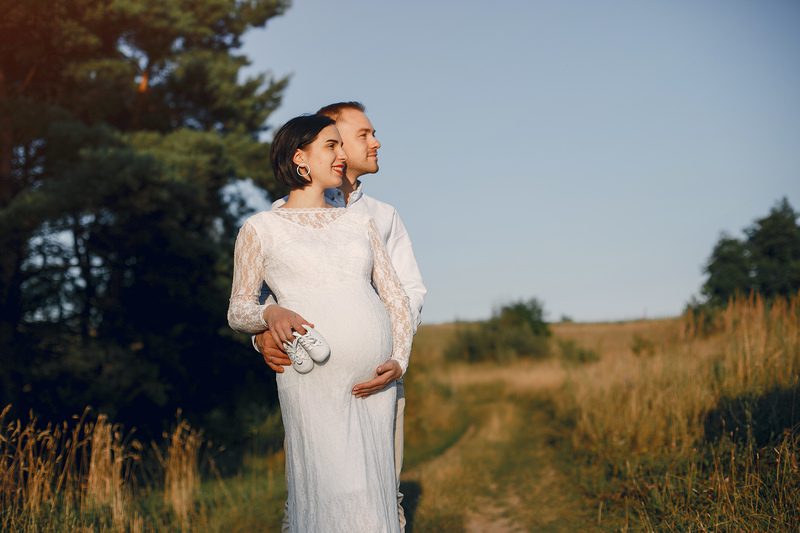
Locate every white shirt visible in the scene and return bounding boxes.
[272,181,426,331]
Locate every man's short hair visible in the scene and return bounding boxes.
[316,101,366,122]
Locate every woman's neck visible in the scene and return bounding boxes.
[282,186,330,208]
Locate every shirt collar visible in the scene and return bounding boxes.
[324,180,364,208]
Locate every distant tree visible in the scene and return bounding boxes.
[445,298,551,362]
[746,198,800,299]
[0,0,289,444]
[494,298,550,338]
[700,197,800,307]
[702,235,752,305]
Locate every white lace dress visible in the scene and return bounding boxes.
[227,207,411,533]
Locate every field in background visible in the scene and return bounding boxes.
[404,296,799,530]
[556,295,799,530]
[2,296,798,531]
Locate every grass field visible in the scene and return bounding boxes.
[2,295,798,531]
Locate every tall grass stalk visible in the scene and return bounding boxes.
[163,419,202,529]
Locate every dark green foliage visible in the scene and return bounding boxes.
[702,236,751,304]
[701,197,800,307]
[558,339,599,365]
[0,0,289,445]
[445,299,551,362]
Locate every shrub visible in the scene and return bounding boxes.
[558,339,599,365]
[445,299,551,362]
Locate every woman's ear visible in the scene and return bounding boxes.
[292,149,306,167]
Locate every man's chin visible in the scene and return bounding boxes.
[351,163,379,176]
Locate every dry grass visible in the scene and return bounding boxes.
[0,406,282,532]
[561,295,798,457]
[410,298,799,530]
[4,297,796,531]
[444,359,566,392]
[159,419,202,530]
[556,294,800,530]
[552,317,681,360]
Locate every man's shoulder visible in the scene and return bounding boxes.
[358,193,398,217]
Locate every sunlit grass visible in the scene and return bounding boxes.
[0,406,287,532]
[3,297,797,530]
[556,294,800,530]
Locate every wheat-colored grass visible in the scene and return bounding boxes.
[163,419,202,530]
[556,294,800,530]
[561,294,798,458]
[3,298,796,531]
[0,407,266,532]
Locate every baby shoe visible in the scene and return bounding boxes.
[283,338,314,374]
[293,326,331,363]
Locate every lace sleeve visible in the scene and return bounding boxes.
[227,221,270,334]
[368,218,413,374]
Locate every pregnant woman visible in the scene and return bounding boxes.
[227,114,411,532]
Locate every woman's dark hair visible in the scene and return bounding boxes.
[270,114,336,190]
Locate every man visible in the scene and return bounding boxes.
[255,102,426,531]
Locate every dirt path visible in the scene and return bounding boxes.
[401,362,601,532]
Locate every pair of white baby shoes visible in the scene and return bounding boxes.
[283,326,330,374]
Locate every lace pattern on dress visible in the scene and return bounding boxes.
[368,219,413,374]
[271,208,347,229]
[227,221,269,333]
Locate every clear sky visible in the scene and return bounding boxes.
[241,0,800,324]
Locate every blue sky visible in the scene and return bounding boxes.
[241,0,800,323]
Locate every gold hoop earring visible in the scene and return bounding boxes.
[296,163,311,178]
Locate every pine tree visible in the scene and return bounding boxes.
[0,0,289,442]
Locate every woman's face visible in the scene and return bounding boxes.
[294,125,346,189]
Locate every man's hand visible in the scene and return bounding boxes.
[262,305,314,347]
[255,331,292,373]
[352,359,402,398]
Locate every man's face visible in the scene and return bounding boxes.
[335,108,381,178]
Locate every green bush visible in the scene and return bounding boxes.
[558,339,599,365]
[445,299,551,362]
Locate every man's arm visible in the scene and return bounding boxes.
[253,283,313,372]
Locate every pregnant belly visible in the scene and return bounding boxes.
[276,289,393,388]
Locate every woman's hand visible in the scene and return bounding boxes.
[262,305,314,348]
[352,360,402,398]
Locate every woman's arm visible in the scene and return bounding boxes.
[351,218,414,398]
[385,209,426,332]
[369,218,413,373]
[227,221,270,334]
